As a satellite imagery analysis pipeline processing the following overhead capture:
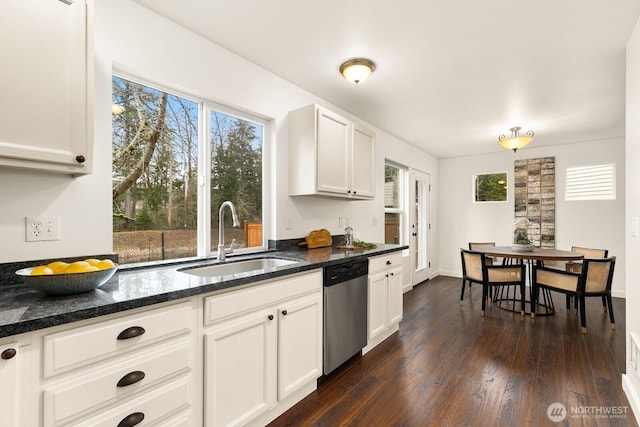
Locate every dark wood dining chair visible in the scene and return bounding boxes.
[460,249,526,316]
[531,257,616,333]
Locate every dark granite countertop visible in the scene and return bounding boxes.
[0,244,406,339]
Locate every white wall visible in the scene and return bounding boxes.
[438,139,626,296]
[623,15,640,421]
[0,0,438,269]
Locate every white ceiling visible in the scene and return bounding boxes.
[133,0,640,158]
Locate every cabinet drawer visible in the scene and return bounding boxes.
[72,376,191,427]
[205,270,322,325]
[44,339,191,425]
[155,410,193,427]
[369,252,402,274]
[43,302,192,377]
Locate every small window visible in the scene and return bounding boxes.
[565,164,615,201]
[384,162,407,245]
[474,172,507,202]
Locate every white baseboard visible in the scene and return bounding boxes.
[623,374,640,424]
[439,270,461,278]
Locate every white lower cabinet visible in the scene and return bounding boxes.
[205,307,276,426]
[277,294,323,400]
[0,266,340,426]
[37,300,196,427]
[203,270,323,427]
[0,338,33,427]
[71,376,192,427]
[364,253,404,353]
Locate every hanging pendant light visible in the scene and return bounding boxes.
[498,126,534,152]
[339,58,376,85]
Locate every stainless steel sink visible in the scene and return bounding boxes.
[179,257,300,278]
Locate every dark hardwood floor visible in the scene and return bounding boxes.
[269,275,636,427]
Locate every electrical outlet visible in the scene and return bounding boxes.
[25,217,60,242]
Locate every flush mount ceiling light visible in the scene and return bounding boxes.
[339,58,376,85]
[498,126,534,152]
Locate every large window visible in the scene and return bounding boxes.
[384,162,407,245]
[112,76,264,264]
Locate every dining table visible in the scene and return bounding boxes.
[473,246,584,315]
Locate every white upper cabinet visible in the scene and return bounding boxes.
[351,125,375,198]
[288,104,375,199]
[315,108,351,195]
[0,0,93,175]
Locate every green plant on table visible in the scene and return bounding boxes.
[513,228,532,245]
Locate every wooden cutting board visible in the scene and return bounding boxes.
[298,229,332,249]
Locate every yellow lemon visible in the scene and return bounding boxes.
[84,259,102,267]
[31,265,54,276]
[65,261,97,274]
[96,259,116,270]
[47,261,69,274]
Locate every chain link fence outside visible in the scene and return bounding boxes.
[114,227,248,264]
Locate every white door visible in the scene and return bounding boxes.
[411,169,431,285]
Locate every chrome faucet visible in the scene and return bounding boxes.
[217,201,241,261]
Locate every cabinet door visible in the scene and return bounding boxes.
[316,108,350,195]
[0,0,91,174]
[368,272,388,340]
[277,294,322,400]
[204,309,277,427]
[351,126,375,198]
[0,344,19,427]
[387,267,404,326]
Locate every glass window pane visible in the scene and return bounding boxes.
[112,76,199,264]
[385,165,400,208]
[210,111,263,252]
[385,213,401,244]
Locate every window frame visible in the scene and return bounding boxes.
[112,71,270,264]
[200,101,270,257]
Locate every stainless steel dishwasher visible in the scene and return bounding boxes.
[323,260,368,375]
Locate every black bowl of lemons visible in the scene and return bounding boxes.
[16,259,118,296]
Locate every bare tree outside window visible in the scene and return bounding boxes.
[112,76,263,264]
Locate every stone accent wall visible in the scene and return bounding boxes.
[514,157,555,248]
